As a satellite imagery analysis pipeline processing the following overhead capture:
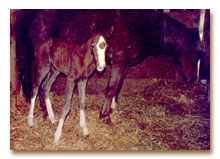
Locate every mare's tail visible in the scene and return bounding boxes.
[15,10,55,100]
[14,10,37,100]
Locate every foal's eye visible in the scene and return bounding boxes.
[92,44,95,48]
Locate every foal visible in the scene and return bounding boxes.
[27,25,113,143]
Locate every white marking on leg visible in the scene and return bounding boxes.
[45,98,56,123]
[27,96,36,126]
[80,109,89,136]
[96,36,106,71]
[197,59,201,82]
[199,9,205,42]
[54,118,64,144]
[111,97,117,110]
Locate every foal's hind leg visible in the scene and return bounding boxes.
[28,67,50,126]
[77,78,89,136]
[28,89,38,126]
[54,78,75,143]
[41,65,60,124]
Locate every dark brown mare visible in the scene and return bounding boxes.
[27,23,114,143]
[99,10,208,123]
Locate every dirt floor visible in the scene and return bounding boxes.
[10,79,210,150]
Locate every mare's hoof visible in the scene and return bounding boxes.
[101,117,112,125]
[100,111,112,125]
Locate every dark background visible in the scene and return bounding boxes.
[10,9,210,95]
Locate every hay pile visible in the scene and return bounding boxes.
[10,79,210,150]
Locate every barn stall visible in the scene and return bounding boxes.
[10,9,210,150]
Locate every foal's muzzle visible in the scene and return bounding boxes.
[97,62,106,72]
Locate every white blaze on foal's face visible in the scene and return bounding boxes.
[95,36,107,72]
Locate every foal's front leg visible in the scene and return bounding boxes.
[77,78,89,136]
[54,78,75,144]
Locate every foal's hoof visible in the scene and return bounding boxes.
[49,117,57,124]
[51,119,57,124]
[54,131,61,144]
[83,128,89,136]
[112,109,119,114]
[27,118,34,126]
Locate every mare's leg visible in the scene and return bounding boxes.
[77,78,89,136]
[100,64,128,123]
[27,66,50,126]
[54,78,75,144]
[41,65,60,123]
[111,67,128,112]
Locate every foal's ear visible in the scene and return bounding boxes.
[90,23,96,35]
[107,26,114,37]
